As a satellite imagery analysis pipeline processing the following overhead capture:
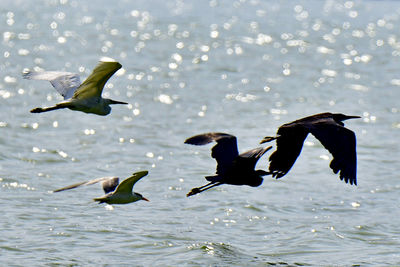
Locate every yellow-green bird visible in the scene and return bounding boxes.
[53,171,150,205]
[23,59,127,116]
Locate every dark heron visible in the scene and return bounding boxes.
[185,132,272,197]
[260,112,360,185]
[53,171,149,204]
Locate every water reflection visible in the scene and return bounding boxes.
[0,0,399,266]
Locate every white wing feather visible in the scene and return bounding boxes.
[23,70,81,99]
[53,176,119,193]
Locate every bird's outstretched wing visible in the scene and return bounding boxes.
[73,60,122,100]
[185,133,239,175]
[310,124,357,185]
[114,171,148,194]
[268,125,309,178]
[184,132,233,145]
[236,146,272,170]
[22,70,81,99]
[53,176,119,193]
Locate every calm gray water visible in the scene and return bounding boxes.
[1,0,399,265]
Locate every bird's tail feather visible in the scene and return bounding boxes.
[93,197,106,203]
[205,175,221,182]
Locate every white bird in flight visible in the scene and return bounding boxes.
[53,171,150,205]
[23,59,127,116]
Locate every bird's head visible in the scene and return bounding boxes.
[134,192,150,202]
[99,99,128,115]
[332,113,361,123]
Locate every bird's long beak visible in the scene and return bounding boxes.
[345,115,361,119]
[142,197,150,202]
[110,99,128,105]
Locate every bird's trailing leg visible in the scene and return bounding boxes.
[30,103,69,113]
[186,182,223,197]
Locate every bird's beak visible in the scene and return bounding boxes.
[346,115,361,119]
[142,197,150,202]
[110,99,128,105]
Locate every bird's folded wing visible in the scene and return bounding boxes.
[73,61,122,99]
[22,70,81,99]
[310,124,357,185]
[114,171,148,194]
[101,177,120,193]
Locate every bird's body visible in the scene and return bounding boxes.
[23,59,127,116]
[185,132,272,196]
[260,112,360,185]
[93,190,144,205]
[40,97,117,116]
[53,171,149,205]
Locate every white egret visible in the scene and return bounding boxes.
[53,171,149,205]
[23,59,127,116]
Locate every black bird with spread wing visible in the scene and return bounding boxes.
[260,113,360,185]
[185,132,272,197]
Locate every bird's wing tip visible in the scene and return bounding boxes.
[184,139,203,145]
[263,145,273,153]
[22,69,33,78]
[99,56,118,63]
[260,136,277,144]
[184,132,232,145]
[132,170,149,178]
[184,138,200,145]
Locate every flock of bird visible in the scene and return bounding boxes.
[23,59,360,205]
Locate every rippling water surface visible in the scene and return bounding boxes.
[1,0,399,265]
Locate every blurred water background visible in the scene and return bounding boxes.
[0,0,399,265]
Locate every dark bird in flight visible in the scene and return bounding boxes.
[260,112,360,185]
[53,171,149,204]
[185,132,272,197]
